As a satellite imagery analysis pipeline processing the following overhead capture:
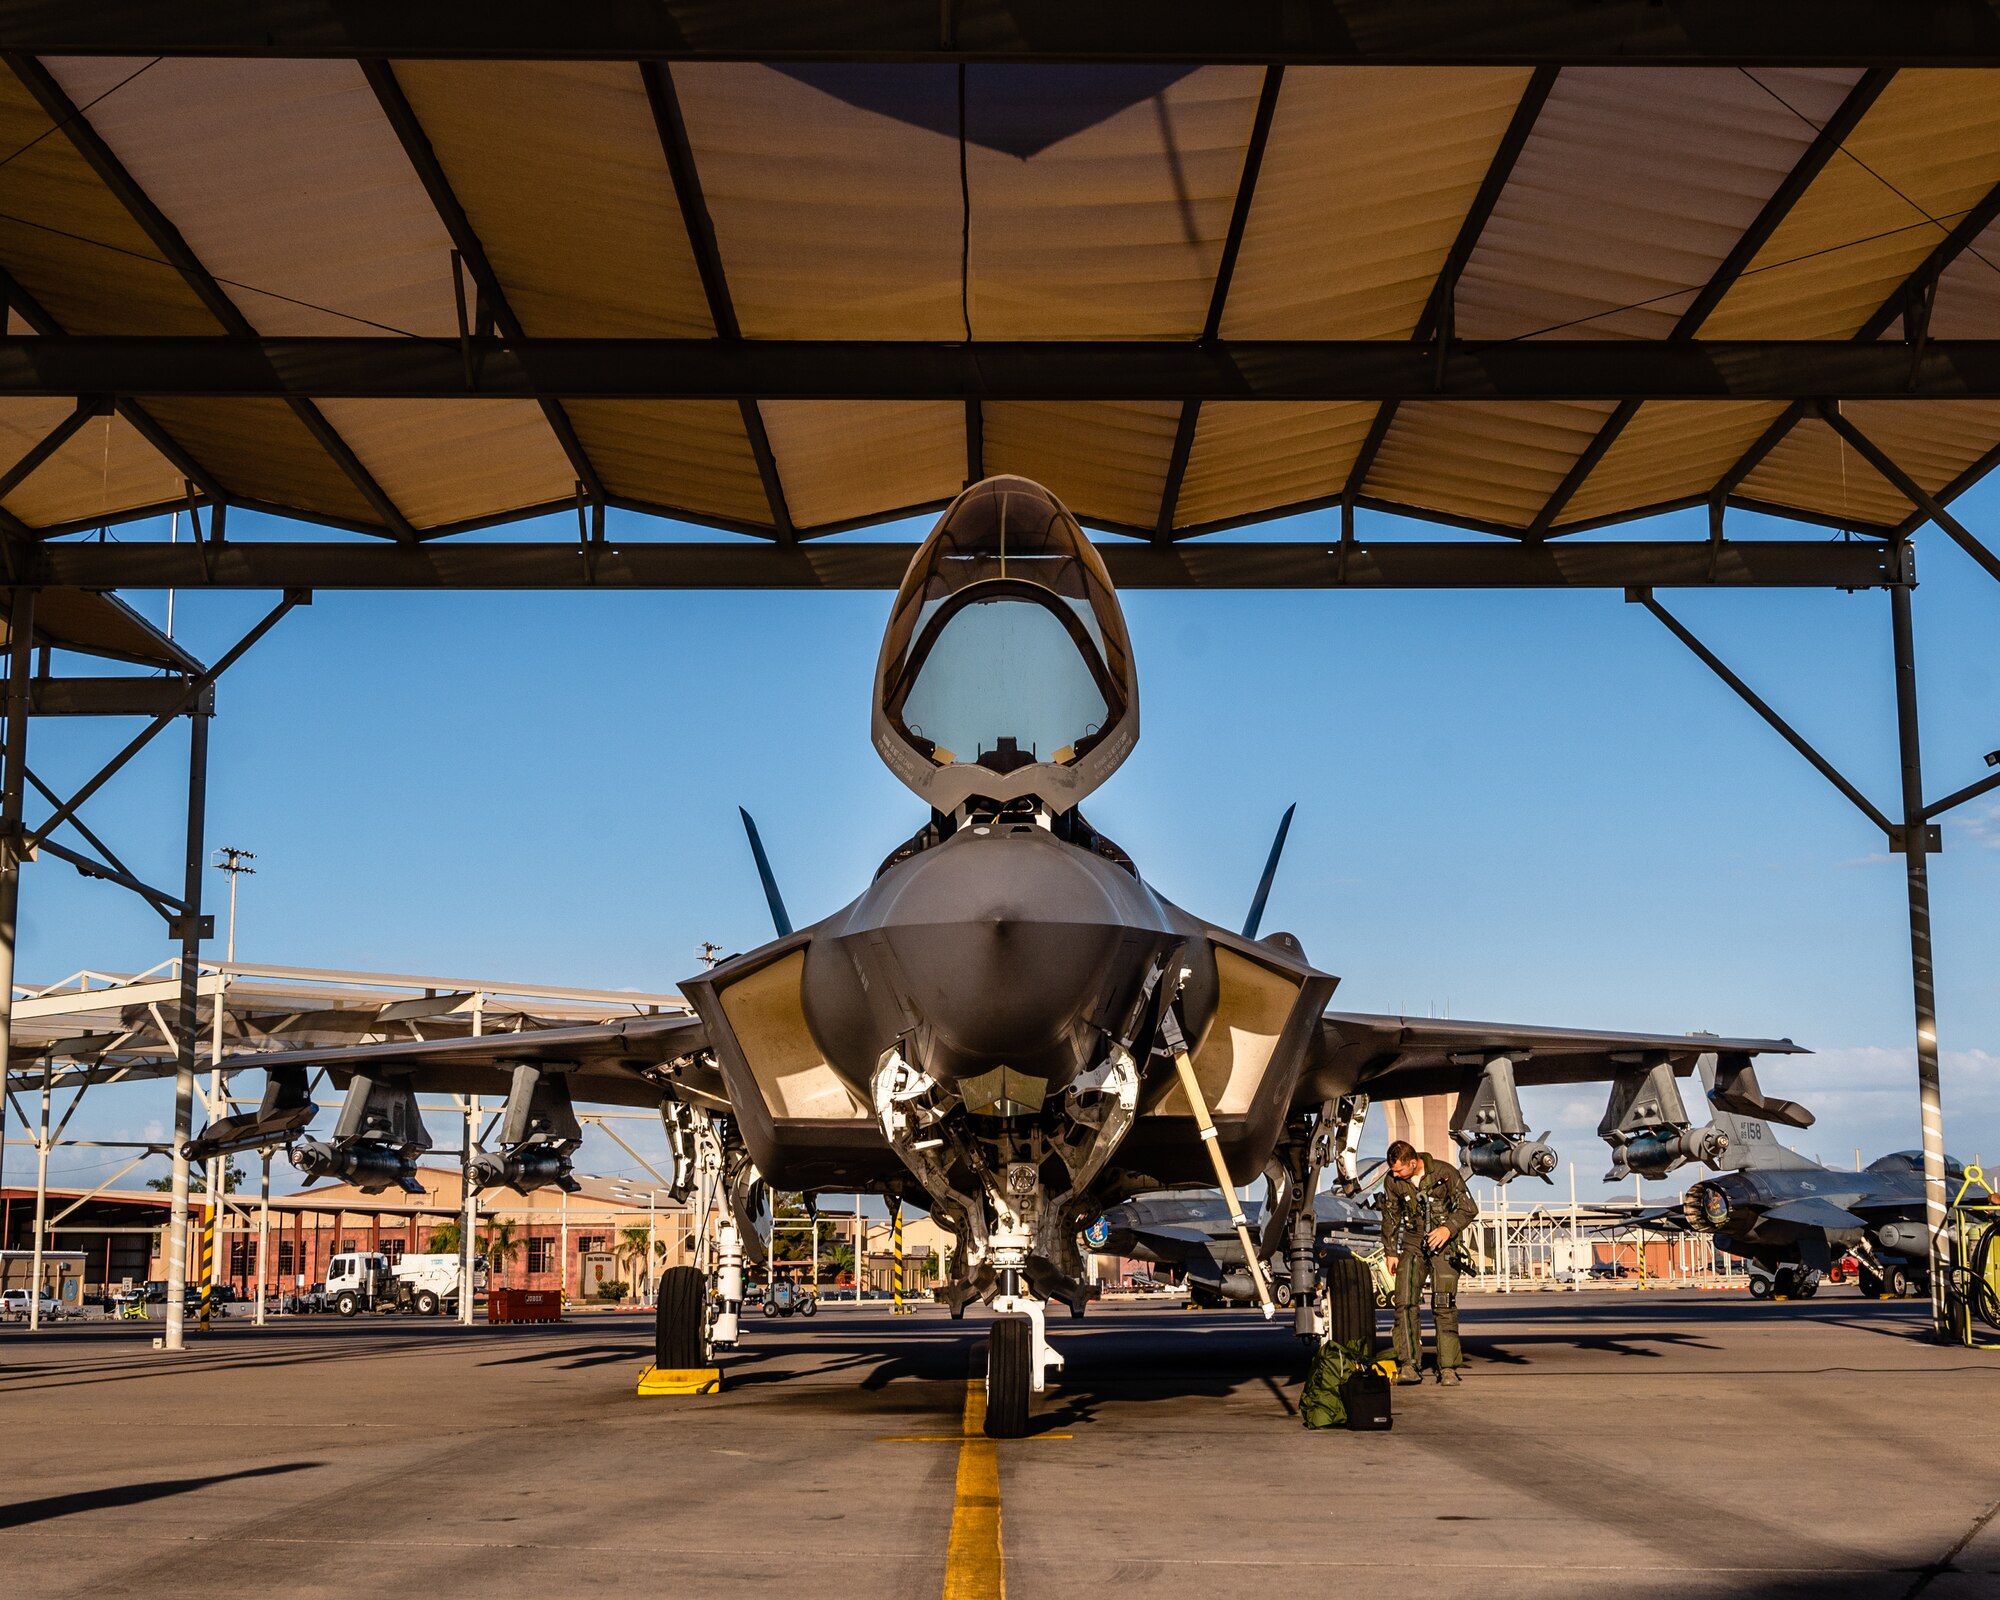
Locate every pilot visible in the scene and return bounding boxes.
[1381,1139,1478,1386]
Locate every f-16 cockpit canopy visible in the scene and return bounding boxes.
[872,477,1139,814]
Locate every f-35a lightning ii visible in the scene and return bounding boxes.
[200,476,1809,1436]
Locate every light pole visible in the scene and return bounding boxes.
[203,846,256,1325]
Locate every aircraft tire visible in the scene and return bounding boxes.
[656,1266,708,1369]
[1323,1253,1377,1354]
[985,1316,1032,1439]
[1857,1265,1885,1298]
[1273,1280,1294,1309]
[1884,1265,1912,1299]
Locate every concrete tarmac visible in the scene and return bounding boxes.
[1,1292,1995,1599]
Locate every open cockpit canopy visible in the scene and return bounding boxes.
[873,477,1138,812]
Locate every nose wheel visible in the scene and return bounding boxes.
[985,1316,1032,1438]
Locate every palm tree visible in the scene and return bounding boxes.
[427,1219,462,1254]
[616,1226,664,1298]
[480,1219,522,1285]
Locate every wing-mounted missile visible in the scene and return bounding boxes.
[292,1070,431,1194]
[1450,1054,1557,1184]
[1599,1057,1727,1181]
[186,1063,317,1160]
[872,475,1139,815]
[467,1062,583,1194]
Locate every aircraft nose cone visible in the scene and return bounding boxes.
[846,829,1175,1109]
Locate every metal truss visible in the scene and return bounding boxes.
[6,2,1998,66]
[7,336,2000,404]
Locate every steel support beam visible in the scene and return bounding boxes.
[0,589,34,1266]
[2,56,414,539]
[8,3,1999,65]
[1157,63,1283,539]
[21,538,1899,591]
[1819,404,2000,586]
[1349,66,1556,511]
[162,693,209,1352]
[12,337,2000,402]
[1631,589,1895,835]
[1888,574,1952,1336]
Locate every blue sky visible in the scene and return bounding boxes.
[14,488,2000,1203]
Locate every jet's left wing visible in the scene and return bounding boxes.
[1314,1012,1804,1102]
[217,1012,715,1107]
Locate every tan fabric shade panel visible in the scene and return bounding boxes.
[0,403,181,530]
[760,402,964,530]
[2,55,2000,543]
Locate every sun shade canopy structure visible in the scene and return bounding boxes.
[1,20,2000,554]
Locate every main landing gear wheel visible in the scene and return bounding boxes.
[1884,1265,1913,1299]
[656,1266,709,1370]
[1322,1254,1377,1354]
[985,1315,1032,1440]
[1857,1265,1885,1299]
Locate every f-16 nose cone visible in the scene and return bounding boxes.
[838,826,1177,1112]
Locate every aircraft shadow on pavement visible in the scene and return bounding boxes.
[0,1462,320,1530]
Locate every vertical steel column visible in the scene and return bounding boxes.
[1888,571,1951,1330]
[0,588,35,1269]
[163,701,210,1352]
[461,995,482,1326]
[254,1149,270,1326]
[28,1061,49,1329]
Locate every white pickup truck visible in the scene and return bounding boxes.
[325,1252,487,1317]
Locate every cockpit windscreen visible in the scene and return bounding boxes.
[878,478,1135,793]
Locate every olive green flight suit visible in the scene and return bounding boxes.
[1382,1154,1478,1371]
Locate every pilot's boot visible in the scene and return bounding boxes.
[1436,1367,1461,1386]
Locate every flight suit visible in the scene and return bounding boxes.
[1382,1154,1479,1371]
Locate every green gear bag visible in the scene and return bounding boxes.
[1299,1337,1373,1430]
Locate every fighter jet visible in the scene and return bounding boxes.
[1086,1188,1381,1308]
[1608,1058,1992,1298]
[200,475,1809,1436]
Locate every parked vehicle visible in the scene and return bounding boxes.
[762,1279,818,1318]
[326,1251,487,1317]
[1,1287,62,1323]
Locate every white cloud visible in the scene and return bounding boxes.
[1948,800,2000,851]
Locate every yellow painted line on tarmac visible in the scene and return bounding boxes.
[942,1375,1004,1600]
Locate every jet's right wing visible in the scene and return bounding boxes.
[1314,1012,1805,1102]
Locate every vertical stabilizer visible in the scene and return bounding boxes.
[1700,1055,1817,1171]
